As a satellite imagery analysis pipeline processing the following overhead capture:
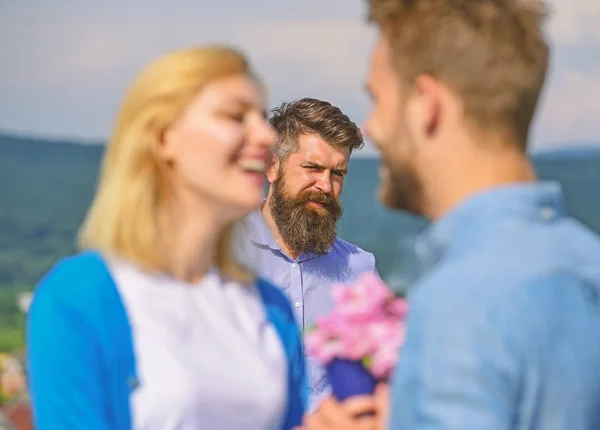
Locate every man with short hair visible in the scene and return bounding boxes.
[238,97,378,410]
[300,0,600,429]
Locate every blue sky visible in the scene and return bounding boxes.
[0,0,598,154]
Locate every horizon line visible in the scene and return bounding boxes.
[1,129,599,157]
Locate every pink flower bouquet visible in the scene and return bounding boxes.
[305,272,408,400]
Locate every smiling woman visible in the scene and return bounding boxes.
[78,46,274,282]
[26,45,307,430]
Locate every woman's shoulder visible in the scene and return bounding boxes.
[32,250,117,315]
[254,277,295,318]
[253,276,303,350]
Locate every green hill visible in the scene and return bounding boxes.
[0,135,103,291]
[0,135,102,351]
[2,132,600,290]
[1,132,600,351]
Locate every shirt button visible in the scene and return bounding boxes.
[539,206,555,221]
[291,263,297,268]
[294,302,301,308]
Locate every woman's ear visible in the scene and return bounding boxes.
[155,123,177,163]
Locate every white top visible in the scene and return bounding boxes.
[108,257,288,430]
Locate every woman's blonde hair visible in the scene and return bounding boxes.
[78,45,256,283]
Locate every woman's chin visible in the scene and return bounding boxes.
[228,190,265,217]
[242,169,267,187]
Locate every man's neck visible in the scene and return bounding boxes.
[424,147,537,221]
[260,201,302,260]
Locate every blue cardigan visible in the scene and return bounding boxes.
[26,251,307,429]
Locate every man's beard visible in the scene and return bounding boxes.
[269,173,343,256]
[377,124,424,215]
[379,156,423,215]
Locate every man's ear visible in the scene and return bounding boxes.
[266,156,280,183]
[408,74,442,142]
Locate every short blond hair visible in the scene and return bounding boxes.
[78,46,256,283]
[368,0,550,148]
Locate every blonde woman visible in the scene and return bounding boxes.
[26,46,307,429]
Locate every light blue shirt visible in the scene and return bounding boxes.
[237,209,378,408]
[390,181,600,429]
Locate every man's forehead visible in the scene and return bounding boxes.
[288,138,348,166]
[304,152,348,165]
[370,37,392,80]
[300,151,349,170]
[369,40,402,102]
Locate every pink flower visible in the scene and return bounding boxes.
[305,326,343,363]
[305,314,374,363]
[305,272,409,380]
[342,324,374,361]
[385,297,409,318]
[364,319,406,378]
[366,318,396,344]
[332,273,393,320]
[370,343,400,379]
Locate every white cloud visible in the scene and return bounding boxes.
[0,9,375,140]
[529,0,600,147]
[0,0,598,149]
[546,0,600,45]
[534,69,600,147]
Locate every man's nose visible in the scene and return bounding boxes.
[315,171,332,194]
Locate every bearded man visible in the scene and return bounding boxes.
[239,97,378,410]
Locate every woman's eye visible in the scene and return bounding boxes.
[229,113,245,122]
[221,111,245,122]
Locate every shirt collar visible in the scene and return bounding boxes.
[415,181,565,268]
[245,205,281,251]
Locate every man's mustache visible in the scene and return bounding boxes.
[299,190,335,206]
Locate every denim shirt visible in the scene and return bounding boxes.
[236,209,378,409]
[389,181,600,429]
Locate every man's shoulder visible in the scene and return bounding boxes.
[332,236,372,256]
[332,237,376,262]
[421,214,600,296]
[413,258,600,337]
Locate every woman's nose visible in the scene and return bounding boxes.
[251,118,277,151]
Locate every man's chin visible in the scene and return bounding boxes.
[377,183,416,214]
[306,202,329,215]
[376,176,394,207]
[377,185,396,209]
